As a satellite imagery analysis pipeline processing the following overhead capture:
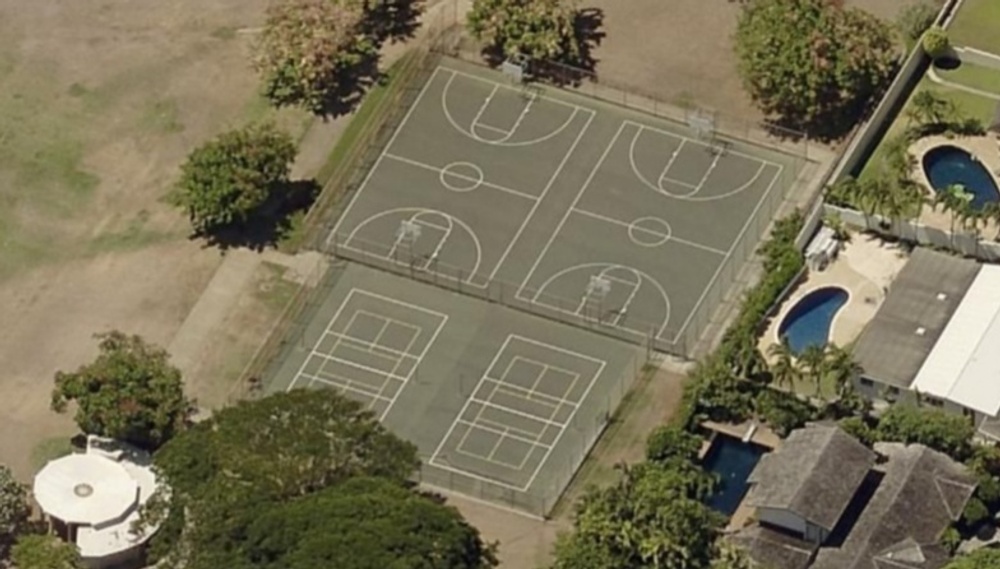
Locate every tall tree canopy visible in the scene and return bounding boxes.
[146,389,432,568]
[254,0,377,114]
[0,466,30,558]
[51,331,193,450]
[170,122,297,235]
[734,0,896,138]
[551,461,722,569]
[874,404,974,461]
[11,535,84,569]
[467,0,581,62]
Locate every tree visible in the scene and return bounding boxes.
[922,26,951,60]
[896,2,940,44]
[254,0,377,114]
[875,404,974,461]
[767,338,799,391]
[823,344,863,400]
[906,90,957,128]
[935,184,975,244]
[798,344,828,396]
[169,123,297,235]
[550,462,722,569]
[0,466,30,557]
[734,0,896,137]
[646,425,702,464]
[51,331,193,451]
[467,0,581,63]
[944,548,1000,568]
[146,389,420,567]
[208,477,497,569]
[11,535,84,569]
[711,542,758,569]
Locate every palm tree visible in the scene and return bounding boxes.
[906,90,956,129]
[823,212,851,243]
[767,337,799,391]
[798,344,829,397]
[936,184,974,245]
[982,201,1000,241]
[824,344,864,400]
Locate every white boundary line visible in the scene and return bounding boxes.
[516,121,628,299]
[489,109,595,281]
[428,334,606,492]
[624,119,781,167]
[443,67,585,112]
[383,153,540,202]
[418,482,546,521]
[570,207,728,256]
[670,170,784,343]
[286,289,448,420]
[326,67,444,249]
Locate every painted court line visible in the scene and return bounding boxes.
[570,207,728,256]
[624,119,782,167]
[286,289,448,421]
[516,121,628,300]
[384,153,539,201]
[670,169,783,344]
[326,66,444,248]
[429,335,605,492]
[441,66,587,113]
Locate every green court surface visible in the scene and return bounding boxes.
[326,56,804,357]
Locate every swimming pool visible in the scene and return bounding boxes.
[923,145,1000,210]
[778,286,849,355]
[702,434,766,516]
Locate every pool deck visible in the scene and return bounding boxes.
[759,233,906,360]
[909,134,1000,235]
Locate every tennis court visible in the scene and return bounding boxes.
[271,263,643,517]
[327,56,803,356]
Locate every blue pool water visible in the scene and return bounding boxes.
[703,435,766,516]
[923,145,1000,210]
[778,287,849,355]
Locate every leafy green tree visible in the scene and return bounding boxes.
[906,90,957,128]
[896,2,939,44]
[169,123,297,235]
[254,0,377,113]
[798,344,828,396]
[0,466,30,557]
[767,338,799,391]
[922,26,951,60]
[550,462,722,569]
[646,425,702,464]
[11,535,83,569]
[467,0,580,62]
[146,389,420,567]
[962,497,990,528]
[205,477,497,569]
[51,331,193,451]
[823,344,863,400]
[734,0,895,137]
[710,541,758,569]
[753,388,815,437]
[874,404,974,461]
[944,548,1000,568]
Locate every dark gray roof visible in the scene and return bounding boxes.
[728,525,815,569]
[853,248,979,388]
[746,424,876,530]
[810,443,977,569]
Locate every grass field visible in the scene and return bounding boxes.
[949,0,1000,55]
[938,62,1000,96]
[860,77,996,182]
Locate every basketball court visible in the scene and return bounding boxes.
[328,57,799,355]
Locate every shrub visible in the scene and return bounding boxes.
[646,425,703,464]
[922,26,951,60]
[896,2,939,44]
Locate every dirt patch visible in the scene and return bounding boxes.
[0,0,316,481]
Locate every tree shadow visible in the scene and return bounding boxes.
[316,51,383,119]
[200,179,321,252]
[364,0,425,44]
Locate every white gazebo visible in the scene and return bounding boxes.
[33,436,163,569]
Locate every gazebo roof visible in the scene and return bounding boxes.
[33,453,139,527]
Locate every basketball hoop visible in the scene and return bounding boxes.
[586,275,611,298]
[396,219,422,244]
[501,54,530,84]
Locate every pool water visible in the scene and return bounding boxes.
[923,145,1000,210]
[702,435,766,516]
[778,287,849,355]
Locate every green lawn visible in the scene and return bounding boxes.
[859,77,996,181]
[937,62,1000,96]
[949,0,1000,55]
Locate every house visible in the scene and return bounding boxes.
[731,424,977,569]
[850,248,1000,440]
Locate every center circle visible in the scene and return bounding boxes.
[74,483,94,498]
[628,217,672,247]
[440,162,485,193]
